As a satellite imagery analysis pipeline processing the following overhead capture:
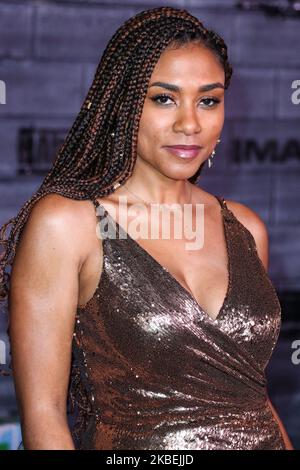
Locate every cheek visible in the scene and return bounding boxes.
[204,108,224,134]
[218,107,225,126]
[137,123,153,154]
[139,102,171,134]
[137,114,167,153]
[217,104,225,123]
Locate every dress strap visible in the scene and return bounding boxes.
[89,196,123,240]
[90,197,109,220]
[214,194,228,210]
[91,198,99,212]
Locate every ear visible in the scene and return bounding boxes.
[225,200,269,272]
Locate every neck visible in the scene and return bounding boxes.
[125,179,192,206]
[119,162,193,206]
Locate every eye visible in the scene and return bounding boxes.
[150,94,221,108]
[200,97,221,108]
[150,94,175,106]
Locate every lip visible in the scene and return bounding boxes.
[163,145,202,159]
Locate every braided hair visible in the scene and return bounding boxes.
[0,6,232,305]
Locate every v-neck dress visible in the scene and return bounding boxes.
[68,195,286,450]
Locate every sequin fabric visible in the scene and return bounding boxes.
[68,195,286,450]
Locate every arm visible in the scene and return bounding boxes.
[227,200,294,451]
[8,194,87,450]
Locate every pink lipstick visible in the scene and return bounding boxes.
[163,145,202,159]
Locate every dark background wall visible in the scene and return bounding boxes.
[0,0,299,449]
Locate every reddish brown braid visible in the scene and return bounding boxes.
[0,6,232,306]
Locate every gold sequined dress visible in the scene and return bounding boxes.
[69,195,286,450]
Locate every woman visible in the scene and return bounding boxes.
[0,7,294,450]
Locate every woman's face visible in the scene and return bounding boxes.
[136,42,225,181]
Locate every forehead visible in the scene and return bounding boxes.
[149,42,224,87]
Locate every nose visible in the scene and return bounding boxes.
[173,105,201,135]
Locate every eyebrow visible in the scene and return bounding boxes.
[149,81,225,92]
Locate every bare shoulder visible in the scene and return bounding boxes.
[27,192,92,223]
[225,199,269,271]
[17,193,97,271]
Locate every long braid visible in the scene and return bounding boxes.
[0,5,233,312]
